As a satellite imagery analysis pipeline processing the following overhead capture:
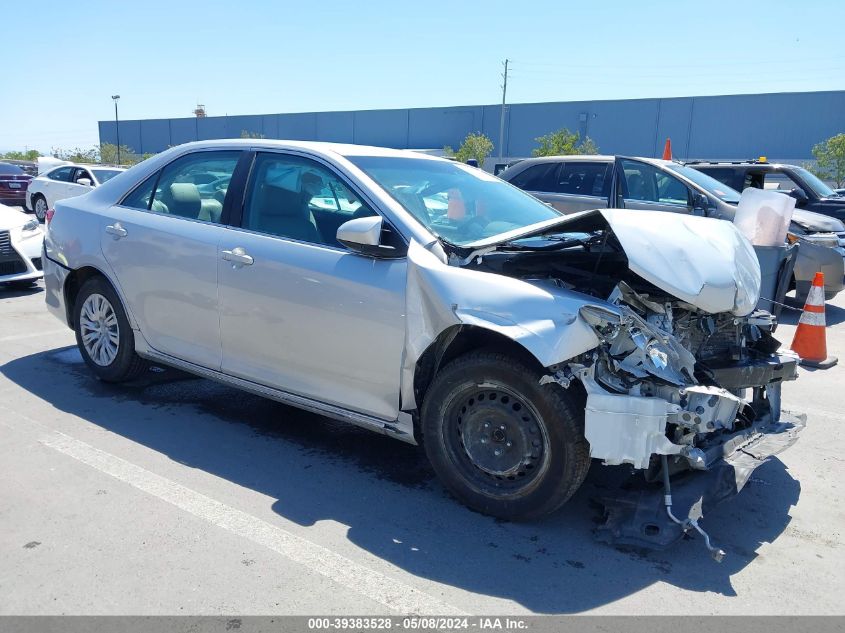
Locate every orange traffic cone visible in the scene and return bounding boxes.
[791,272,838,368]
[662,138,672,160]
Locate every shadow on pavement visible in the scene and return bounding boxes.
[777,296,845,327]
[1,346,802,613]
[0,282,43,299]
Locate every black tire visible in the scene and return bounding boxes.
[421,351,590,520]
[32,195,48,222]
[74,276,148,382]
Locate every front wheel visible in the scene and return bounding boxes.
[74,276,148,382]
[33,195,48,222]
[421,351,591,520]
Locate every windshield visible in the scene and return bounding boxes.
[666,163,741,203]
[347,156,562,246]
[792,166,837,198]
[92,169,122,184]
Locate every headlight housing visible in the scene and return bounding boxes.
[22,219,40,233]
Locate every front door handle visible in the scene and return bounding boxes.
[105,223,127,239]
[221,247,254,266]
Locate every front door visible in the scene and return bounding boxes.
[614,157,693,214]
[218,151,407,420]
[101,150,242,369]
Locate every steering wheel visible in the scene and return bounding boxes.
[459,215,490,240]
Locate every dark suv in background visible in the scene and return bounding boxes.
[689,160,845,224]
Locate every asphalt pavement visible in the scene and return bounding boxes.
[0,278,843,615]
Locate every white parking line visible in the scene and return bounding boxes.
[0,407,464,616]
[0,328,72,343]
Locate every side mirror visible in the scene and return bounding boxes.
[336,215,401,258]
[789,187,808,205]
[76,178,93,187]
[692,192,710,216]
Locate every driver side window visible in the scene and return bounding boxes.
[621,160,689,206]
[242,153,378,248]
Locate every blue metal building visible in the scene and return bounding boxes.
[98,90,845,162]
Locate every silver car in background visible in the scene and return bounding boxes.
[500,155,845,302]
[43,140,803,555]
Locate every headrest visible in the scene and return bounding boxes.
[258,184,305,217]
[169,182,201,204]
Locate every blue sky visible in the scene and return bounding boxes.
[2,0,843,152]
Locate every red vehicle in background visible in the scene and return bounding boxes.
[0,162,32,208]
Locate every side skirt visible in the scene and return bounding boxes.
[138,348,417,445]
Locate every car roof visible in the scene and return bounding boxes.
[167,139,444,161]
[685,160,790,170]
[513,155,615,164]
[45,163,127,172]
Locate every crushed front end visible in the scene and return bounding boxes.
[555,283,804,556]
[452,209,805,558]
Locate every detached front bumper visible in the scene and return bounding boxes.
[596,410,805,550]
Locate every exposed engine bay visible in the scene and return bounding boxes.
[438,209,804,556]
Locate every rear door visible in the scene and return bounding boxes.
[542,161,612,213]
[614,158,693,214]
[101,150,243,369]
[42,165,74,207]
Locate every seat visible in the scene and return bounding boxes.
[626,174,646,200]
[162,182,202,218]
[199,198,223,223]
[250,183,322,243]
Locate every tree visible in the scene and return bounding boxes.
[52,146,98,163]
[2,149,41,161]
[49,143,150,166]
[532,128,599,157]
[455,132,493,168]
[811,133,845,188]
[99,143,141,165]
[442,145,455,158]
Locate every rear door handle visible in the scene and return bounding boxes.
[221,247,254,266]
[105,223,127,238]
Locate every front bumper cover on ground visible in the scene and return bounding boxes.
[595,411,806,550]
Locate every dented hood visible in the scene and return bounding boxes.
[462,208,761,316]
[599,209,761,315]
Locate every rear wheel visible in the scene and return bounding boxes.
[74,276,148,382]
[33,195,48,222]
[421,351,590,520]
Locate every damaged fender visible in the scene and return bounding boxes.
[401,240,606,410]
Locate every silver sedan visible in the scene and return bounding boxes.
[43,140,803,553]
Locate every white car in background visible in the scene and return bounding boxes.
[28,164,125,221]
[0,202,44,288]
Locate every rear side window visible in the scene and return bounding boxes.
[697,167,743,191]
[122,173,159,210]
[151,151,240,221]
[120,151,240,223]
[554,162,609,197]
[48,166,73,182]
[762,172,800,192]
[508,163,560,192]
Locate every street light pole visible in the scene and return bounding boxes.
[111,95,121,165]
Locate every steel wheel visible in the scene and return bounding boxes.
[79,293,120,367]
[34,196,48,222]
[422,351,591,520]
[445,385,551,494]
